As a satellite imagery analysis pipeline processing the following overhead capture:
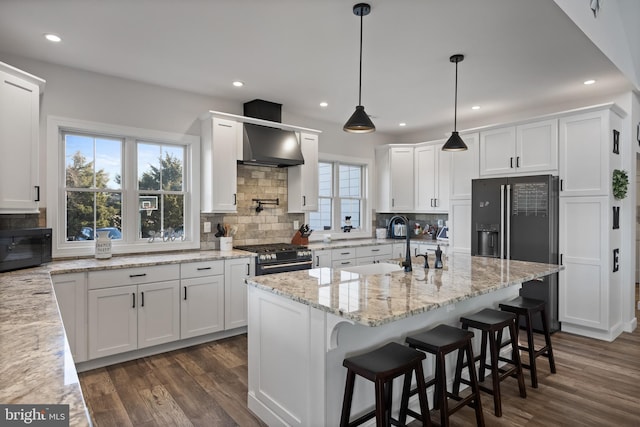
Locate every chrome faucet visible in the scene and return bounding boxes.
[397,216,412,272]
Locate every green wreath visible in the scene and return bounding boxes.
[612,169,629,200]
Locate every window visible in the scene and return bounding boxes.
[48,117,200,257]
[309,161,366,233]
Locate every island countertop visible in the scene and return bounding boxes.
[245,254,563,327]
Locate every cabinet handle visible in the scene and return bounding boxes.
[316,256,320,266]
[414,247,418,257]
[560,179,563,191]
[196,267,211,271]
[247,264,250,275]
[34,186,40,202]
[510,157,514,168]
[132,293,136,308]
[184,286,187,300]
[371,249,380,252]
[129,273,147,278]
[560,254,563,265]
[516,156,520,167]
[233,193,237,205]
[303,195,306,206]
[141,291,145,307]
[341,261,350,265]
[392,198,395,207]
[218,123,233,128]
[340,252,350,255]
[434,198,438,207]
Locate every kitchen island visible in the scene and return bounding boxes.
[246,253,562,426]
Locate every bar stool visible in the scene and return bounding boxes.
[453,308,527,417]
[499,297,557,388]
[400,324,484,427]
[340,342,431,427]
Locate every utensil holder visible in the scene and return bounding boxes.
[220,237,233,251]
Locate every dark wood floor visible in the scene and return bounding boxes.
[80,305,640,427]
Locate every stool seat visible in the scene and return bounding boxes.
[455,308,527,417]
[341,342,431,427]
[405,324,474,353]
[499,297,556,388]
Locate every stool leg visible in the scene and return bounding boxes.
[524,311,538,388]
[540,308,557,374]
[340,370,356,427]
[374,379,386,427]
[452,344,465,396]
[436,352,449,427]
[479,330,488,382]
[414,363,432,427]
[487,329,502,417]
[399,367,413,425]
[508,320,527,399]
[465,343,485,427]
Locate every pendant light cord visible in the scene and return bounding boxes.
[453,60,458,131]
[358,9,364,106]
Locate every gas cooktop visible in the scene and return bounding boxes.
[234,243,308,253]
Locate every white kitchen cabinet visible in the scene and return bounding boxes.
[88,285,138,359]
[137,281,180,348]
[224,257,253,330]
[0,63,45,213]
[51,273,87,363]
[449,133,479,200]
[201,117,240,212]
[313,249,332,268]
[355,244,393,265]
[479,119,558,177]
[414,141,450,212]
[449,199,472,254]
[180,260,225,339]
[392,241,421,259]
[558,108,622,197]
[288,132,319,212]
[375,145,414,212]
[331,247,356,268]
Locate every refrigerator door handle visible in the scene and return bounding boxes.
[506,184,511,259]
[500,184,505,259]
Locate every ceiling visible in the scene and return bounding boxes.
[0,0,634,136]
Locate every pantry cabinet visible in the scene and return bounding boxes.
[201,117,240,212]
[414,141,450,213]
[180,260,225,339]
[288,132,319,212]
[375,145,414,212]
[0,62,45,213]
[51,272,87,363]
[224,257,253,329]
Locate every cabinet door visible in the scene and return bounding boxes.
[559,111,610,197]
[450,133,479,199]
[479,127,516,176]
[516,119,558,174]
[225,257,253,329]
[288,133,319,212]
[559,197,608,330]
[390,147,414,211]
[51,273,87,363]
[138,281,180,348]
[313,250,332,268]
[449,199,471,254]
[88,285,138,359]
[435,148,450,212]
[201,117,239,212]
[414,144,436,211]
[0,70,40,213]
[181,275,225,338]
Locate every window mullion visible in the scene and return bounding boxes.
[333,162,340,231]
[124,137,137,241]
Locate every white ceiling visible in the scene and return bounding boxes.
[0,0,634,136]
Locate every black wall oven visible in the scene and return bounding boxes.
[0,228,52,272]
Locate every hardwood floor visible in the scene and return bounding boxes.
[80,311,640,427]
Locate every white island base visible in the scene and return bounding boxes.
[247,284,521,426]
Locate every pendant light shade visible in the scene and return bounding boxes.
[442,54,468,151]
[344,3,375,133]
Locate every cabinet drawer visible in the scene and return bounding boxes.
[181,260,224,278]
[332,259,355,268]
[331,248,356,260]
[355,245,392,258]
[89,264,180,289]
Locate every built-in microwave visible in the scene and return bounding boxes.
[0,228,52,273]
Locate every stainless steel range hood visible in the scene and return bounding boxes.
[241,123,304,168]
[239,99,304,168]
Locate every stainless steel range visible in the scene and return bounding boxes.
[234,243,313,276]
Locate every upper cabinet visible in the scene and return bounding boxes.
[201,117,240,212]
[0,62,45,214]
[414,141,450,213]
[479,119,558,177]
[288,132,319,212]
[449,132,479,200]
[375,145,414,212]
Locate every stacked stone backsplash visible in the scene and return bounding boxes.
[200,165,304,249]
[0,208,47,230]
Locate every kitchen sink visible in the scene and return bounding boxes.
[340,262,403,275]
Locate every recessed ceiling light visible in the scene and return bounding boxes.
[471,105,481,110]
[232,81,244,87]
[44,33,61,42]
[399,122,407,127]
[319,102,328,108]
[583,79,596,85]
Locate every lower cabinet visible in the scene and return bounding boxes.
[225,257,253,329]
[181,275,225,339]
[313,249,332,268]
[51,272,87,363]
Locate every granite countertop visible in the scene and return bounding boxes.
[307,237,449,250]
[0,249,255,427]
[245,254,562,327]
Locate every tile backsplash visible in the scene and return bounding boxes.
[0,208,46,230]
[200,164,304,249]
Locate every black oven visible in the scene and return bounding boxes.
[0,228,52,272]
[234,243,313,276]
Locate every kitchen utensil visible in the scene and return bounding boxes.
[215,223,225,238]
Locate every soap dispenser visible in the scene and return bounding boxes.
[434,245,444,269]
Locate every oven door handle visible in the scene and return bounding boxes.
[261,260,314,270]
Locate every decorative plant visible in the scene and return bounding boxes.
[612,169,629,200]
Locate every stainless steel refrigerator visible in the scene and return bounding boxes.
[471,174,559,332]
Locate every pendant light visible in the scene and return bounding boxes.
[442,54,468,151]
[344,3,375,133]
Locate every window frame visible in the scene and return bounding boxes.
[307,153,371,240]
[47,116,200,258]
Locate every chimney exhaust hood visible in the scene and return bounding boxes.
[239,99,304,168]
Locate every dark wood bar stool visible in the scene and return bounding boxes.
[340,342,431,427]
[400,324,484,427]
[453,308,527,417]
[499,297,557,388]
